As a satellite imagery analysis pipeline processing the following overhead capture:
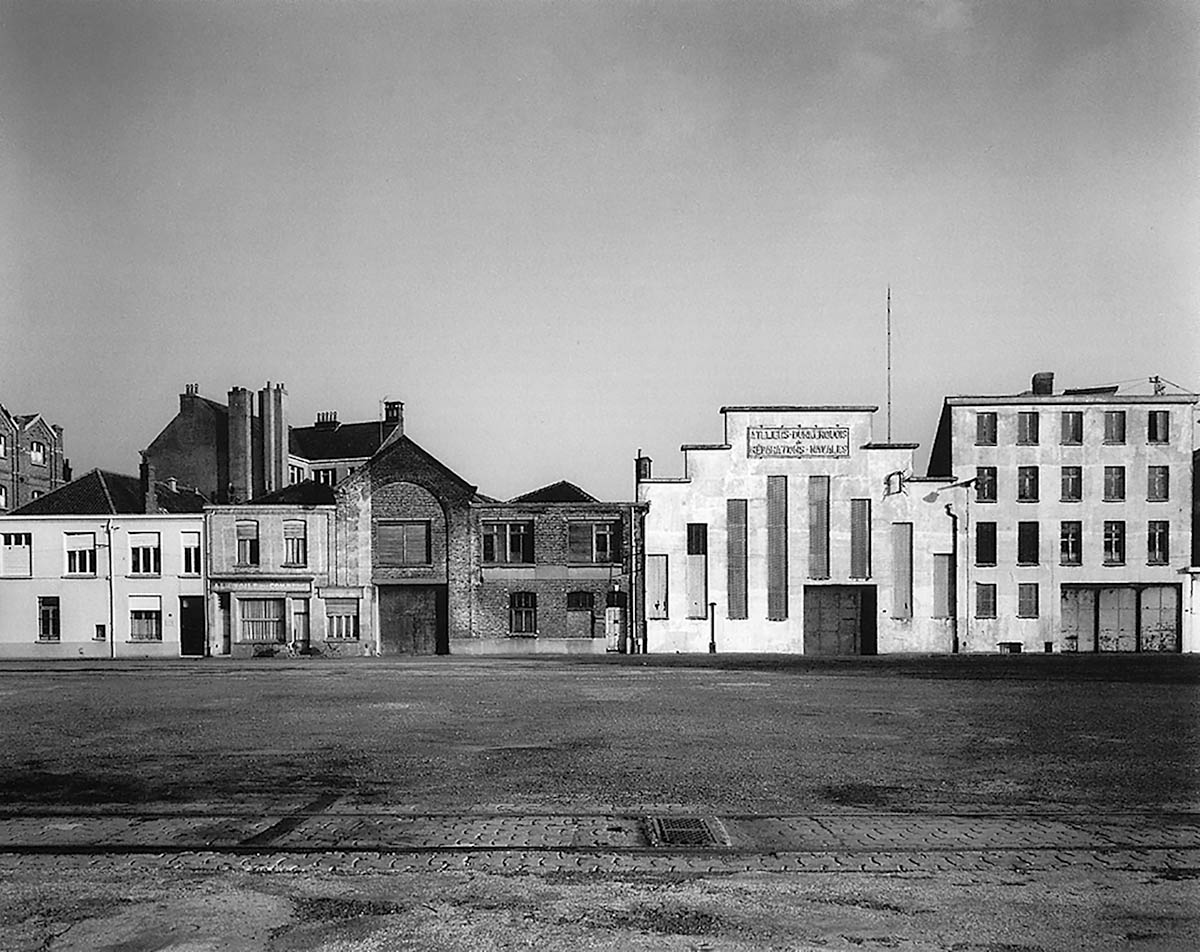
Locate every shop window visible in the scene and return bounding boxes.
[975,412,997,445]
[1103,411,1125,444]
[1060,521,1082,566]
[483,522,534,564]
[283,520,308,566]
[38,596,60,642]
[129,532,161,576]
[239,597,286,643]
[975,583,997,619]
[1017,466,1039,502]
[1017,583,1039,618]
[1060,411,1082,445]
[64,533,96,576]
[1147,411,1170,444]
[129,595,163,642]
[1103,466,1125,502]
[510,592,537,635]
[1103,521,1125,565]
[975,523,996,566]
[325,599,359,640]
[1061,466,1082,502]
[1148,522,1169,565]
[235,522,259,566]
[181,532,201,575]
[1,533,32,577]
[1016,412,1039,445]
[1017,522,1039,565]
[975,467,996,503]
[1148,466,1169,502]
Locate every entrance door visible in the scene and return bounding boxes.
[378,585,448,655]
[179,596,205,657]
[1139,586,1180,652]
[804,586,875,656]
[292,598,310,651]
[1060,588,1096,653]
[1098,588,1137,652]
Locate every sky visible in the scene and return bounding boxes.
[2,0,1197,501]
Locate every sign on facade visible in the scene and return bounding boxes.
[747,426,851,459]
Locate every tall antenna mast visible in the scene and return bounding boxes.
[886,285,892,442]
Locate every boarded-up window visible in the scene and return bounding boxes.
[976,522,997,566]
[891,523,912,619]
[808,476,829,580]
[932,553,953,619]
[850,499,871,578]
[646,554,668,619]
[378,522,430,566]
[727,499,747,619]
[976,583,997,618]
[685,524,708,619]
[767,477,788,619]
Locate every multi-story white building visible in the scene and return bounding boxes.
[927,373,1198,653]
[0,468,207,658]
[637,405,958,654]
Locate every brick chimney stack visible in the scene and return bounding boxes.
[140,452,158,513]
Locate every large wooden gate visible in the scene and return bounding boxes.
[803,585,877,656]
[378,585,448,655]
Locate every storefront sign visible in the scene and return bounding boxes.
[747,426,851,459]
[214,579,311,593]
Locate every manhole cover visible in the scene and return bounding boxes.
[644,816,728,848]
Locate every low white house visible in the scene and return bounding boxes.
[0,469,207,659]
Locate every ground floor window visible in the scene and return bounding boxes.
[510,591,537,635]
[38,596,60,642]
[129,595,162,641]
[325,599,360,640]
[975,583,997,619]
[239,597,286,643]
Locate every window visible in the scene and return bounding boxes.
[378,521,429,566]
[1103,521,1125,565]
[1060,521,1082,566]
[0,485,6,509]
[726,499,747,620]
[1017,466,1039,502]
[283,520,307,566]
[975,412,997,445]
[235,522,259,566]
[975,467,997,503]
[129,595,163,642]
[29,441,45,465]
[483,522,533,564]
[179,532,200,575]
[38,596,60,642]
[1147,410,1170,444]
[685,523,708,618]
[288,465,304,485]
[64,533,96,575]
[239,597,286,642]
[1148,466,1169,502]
[567,522,621,563]
[314,468,337,486]
[932,553,953,619]
[975,583,997,619]
[129,532,161,575]
[646,554,668,619]
[566,591,595,612]
[325,599,359,640]
[1017,412,1039,445]
[1148,522,1169,565]
[1060,411,1083,445]
[850,498,871,579]
[1,532,32,576]
[510,592,537,634]
[892,523,913,620]
[1017,583,1039,618]
[1104,410,1125,444]
[975,523,997,566]
[1017,522,1039,565]
[1061,466,1082,502]
[31,491,42,500]
[1103,466,1125,502]
[0,433,6,457]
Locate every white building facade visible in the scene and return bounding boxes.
[927,374,1198,653]
[637,406,959,654]
[0,514,206,659]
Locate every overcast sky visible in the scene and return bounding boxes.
[3,0,1196,500]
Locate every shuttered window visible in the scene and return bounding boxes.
[807,475,829,580]
[378,522,430,566]
[685,524,708,618]
[850,498,871,579]
[932,553,953,619]
[727,499,747,619]
[891,523,912,619]
[1,533,32,577]
[767,477,788,619]
[646,554,668,619]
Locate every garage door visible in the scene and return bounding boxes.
[1139,586,1179,652]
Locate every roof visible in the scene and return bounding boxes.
[508,480,598,504]
[11,469,207,515]
[246,480,337,506]
[943,393,1197,406]
[289,420,399,462]
[721,405,879,413]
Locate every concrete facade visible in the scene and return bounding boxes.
[927,375,1198,653]
[0,514,205,659]
[637,406,956,654]
[0,404,69,513]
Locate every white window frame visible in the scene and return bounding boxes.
[129,595,163,642]
[29,440,45,466]
[64,533,97,576]
[181,531,201,575]
[129,532,161,576]
[1,532,33,577]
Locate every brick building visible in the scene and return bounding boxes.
[0,402,69,512]
[927,373,1198,653]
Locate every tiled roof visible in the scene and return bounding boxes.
[508,481,598,504]
[289,421,399,462]
[11,469,207,515]
[247,480,337,506]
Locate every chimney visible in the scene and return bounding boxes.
[314,411,339,430]
[228,386,254,503]
[635,452,652,482]
[180,383,199,413]
[258,381,288,494]
[384,400,404,435]
[166,476,178,493]
[140,452,158,513]
[1031,372,1054,395]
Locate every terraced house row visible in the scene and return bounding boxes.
[1,372,1197,657]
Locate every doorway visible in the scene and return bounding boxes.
[179,596,205,657]
[803,585,877,656]
[378,584,448,655]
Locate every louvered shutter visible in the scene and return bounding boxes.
[727,499,747,619]
[850,498,871,578]
[807,476,829,579]
[767,477,788,620]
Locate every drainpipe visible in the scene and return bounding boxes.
[944,504,959,654]
[708,601,717,653]
[104,519,115,660]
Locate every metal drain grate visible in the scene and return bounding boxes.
[644,816,728,848]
